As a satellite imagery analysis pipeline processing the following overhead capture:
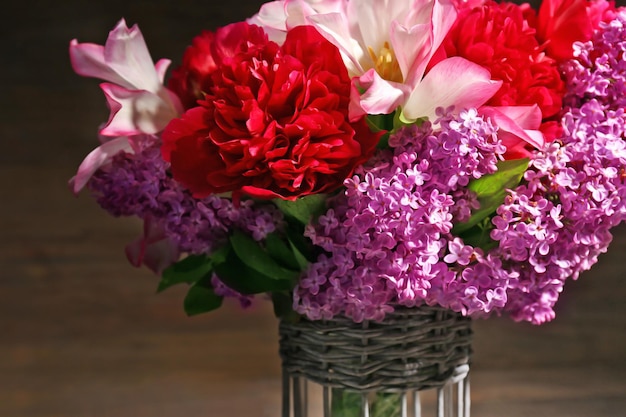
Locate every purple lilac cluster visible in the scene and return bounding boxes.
[564,13,626,110]
[495,13,626,324]
[88,142,284,304]
[493,99,626,324]
[89,144,285,253]
[293,109,514,322]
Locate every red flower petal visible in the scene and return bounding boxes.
[162,23,381,200]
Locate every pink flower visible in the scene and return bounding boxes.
[70,19,182,136]
[125,217,180,275]
[436,1,572,155]
[248,0,346,44]
[69,19,184,194]
[441,1,566,121]
[479,105,545,159]
[249,0,502,122]
[69,134,156,194]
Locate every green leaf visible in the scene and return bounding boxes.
[453,158,528,235]
[184,280,223,316]
[370,393,403,417]
[273,194,328,225]
[271,291,299,320]
[209,243,230,265]
[457,218,498,251]
[469,158,529,195]
[366,114,389,132]
[331,390,403,417]
[230,229,300,282]
[397,108,428,126]
[288,238,310,270]
[265,232,300,270]
[158,255,213,293]
[366,113,394,149]
[331,389,362,417]
[285,222,317,263]
[214,250,294,294]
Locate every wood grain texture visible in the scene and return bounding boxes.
[2,1,625,416]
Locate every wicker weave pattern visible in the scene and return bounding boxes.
[279,306,472,392]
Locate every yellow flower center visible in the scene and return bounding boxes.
[368,42,403,83]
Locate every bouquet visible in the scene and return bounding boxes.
[70,0,625,328]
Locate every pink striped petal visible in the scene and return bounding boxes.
[125,218,179,274]
[154,58,172,84]
[480,105,545,151]
[391,21,432,87]
[103,19,162,92]
[69,40,129,87]
[99,83,179,136]
[307,11,364,76]
[70,19,181,137]
[352,69,409,118]
[70,19,160,92]
[69,136,133,194]
[402,57,502,122]
[392,0,458,86]
[489,105,543,130]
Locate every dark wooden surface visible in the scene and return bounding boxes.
[2,1,625,416]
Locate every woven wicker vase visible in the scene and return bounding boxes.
[279,306,472,417]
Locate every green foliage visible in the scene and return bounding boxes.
[157,225,311,318]
[288,238,311,270]
[366,111,423,150]
[331,390,402,417]
[456,217,499,251]
[211,229,306,299]
[366,113,393,149]
[285,222,317,263]
[184,277,223,316]
[273,194,328,225]
[229,230,301,282]
[214,247,294,294]
[452,158,528,251]
[453,158,529,235]
[157,255,213,293]
[366,113,394,133]
[157,193,326,319]
[369,393,403,417]
[158,253,224,316]
[264,232,301,270]
[271,291,300,322]
[331,389,362,417]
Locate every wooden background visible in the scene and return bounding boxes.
[2,1,625,416]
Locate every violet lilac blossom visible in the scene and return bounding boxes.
[294,109,514,322]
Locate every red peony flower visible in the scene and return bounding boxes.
[436,0,567,152]
[167,31,217,110]
[161,23,380,201]
[535,0,616,63]
[442,1,565,122]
